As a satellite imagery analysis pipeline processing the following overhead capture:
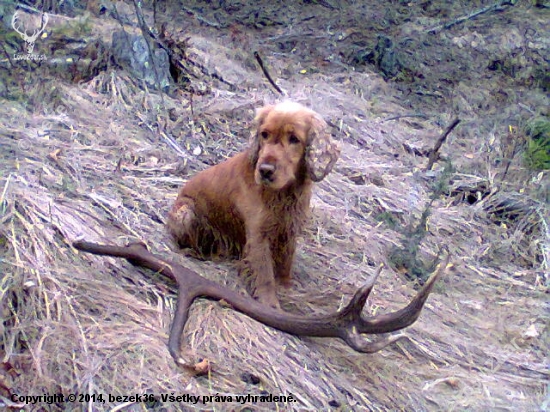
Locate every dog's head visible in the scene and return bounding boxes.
[249,102,339,190]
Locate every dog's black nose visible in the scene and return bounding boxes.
[259,163,275,180]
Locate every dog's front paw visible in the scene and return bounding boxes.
[253,288,281,310]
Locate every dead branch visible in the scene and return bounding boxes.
[426,0,518,34]
[426,118,461,170]
[73,240,449,366]
[384,113,429,122]
[254,51,284,95]
[181,5,226,29]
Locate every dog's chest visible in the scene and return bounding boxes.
[260,191,310,234]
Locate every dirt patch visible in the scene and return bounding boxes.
[0,1,548,411]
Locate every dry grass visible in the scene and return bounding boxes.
[1,2,548,411]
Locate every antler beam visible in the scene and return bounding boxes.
[73,241,448,365]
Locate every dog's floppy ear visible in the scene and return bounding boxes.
[249,105,273,165]
[306,113,340,182]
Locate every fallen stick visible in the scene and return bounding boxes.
[254,51,284,95]
[426,118,461,170]
[426,0,518,33]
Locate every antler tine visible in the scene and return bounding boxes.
[11,12,23,37]
[356,254,450,334]
[168,292,196,365]
[338,264,384,319]
[74,240,206,365]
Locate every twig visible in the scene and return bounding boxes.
[153,25,235,90]
[0,394,25,409]
[181,5,225,28]
[317,0,338,10]
[266,32,330,42]
[13,3,45,15]
[499,130,522,183]
[153,0,158,25]
[426,118,460,170]
[426,0,518,33]
[384,113,429,122]
[254,51,283,95]
[135,112,193,160]
[1,42,14,69]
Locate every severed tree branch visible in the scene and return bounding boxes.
[426,0,518,34]
[426,118,461,170]
[254,51,284,95]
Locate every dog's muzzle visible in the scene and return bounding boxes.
[258,163,276,182]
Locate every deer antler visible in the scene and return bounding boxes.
[11,12,24,37]
[11,11,49,54]
[73,241,448,365]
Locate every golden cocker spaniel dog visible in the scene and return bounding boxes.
[167,102,339,308]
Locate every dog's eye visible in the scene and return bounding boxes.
[261,131,269,139]
[289,134,300,144]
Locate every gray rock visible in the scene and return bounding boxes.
[111,31,171,90]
